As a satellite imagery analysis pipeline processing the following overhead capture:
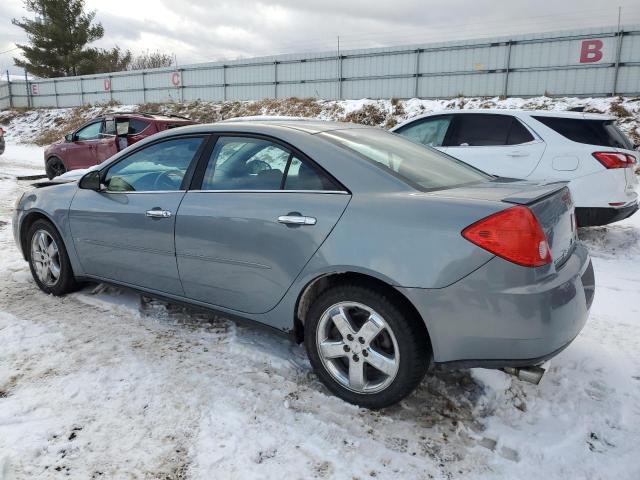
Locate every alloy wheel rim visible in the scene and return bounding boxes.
[316,301,400,394]
[30,230,61,286]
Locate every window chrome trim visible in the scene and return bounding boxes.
[103,190,187,194]
[188,189,350,194]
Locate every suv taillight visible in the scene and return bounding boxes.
[462,206,552,268]
[592,151,636,169]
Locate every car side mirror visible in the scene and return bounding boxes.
[79,170,104,191]
[65,133,74,143]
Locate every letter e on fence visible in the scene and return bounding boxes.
[31,84,39,95]
[104,79,111,91]
[171,72,181,87]
[579,39,603,63]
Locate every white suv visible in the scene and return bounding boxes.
[391,110,638,226]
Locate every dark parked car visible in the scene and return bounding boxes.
[44,112,197,179]
[0,127,5,155]
[15,120,594,408]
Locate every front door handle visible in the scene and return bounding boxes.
[146,209,172,218]
[278,215,316,225]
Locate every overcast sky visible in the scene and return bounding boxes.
[1,0,640,74]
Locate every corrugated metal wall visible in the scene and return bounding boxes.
[1,24,639,110]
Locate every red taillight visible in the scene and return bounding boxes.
[592,151,636,169]
[462,206,552,268]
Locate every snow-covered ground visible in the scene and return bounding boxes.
[0,135,639,479]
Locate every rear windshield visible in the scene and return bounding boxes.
[321,128,491,191]
[533,116,634,150]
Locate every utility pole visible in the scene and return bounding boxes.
[6,70,13,109]
[337,35,342,101]
[612,6,623,96]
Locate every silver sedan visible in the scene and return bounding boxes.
[13,120,594,407]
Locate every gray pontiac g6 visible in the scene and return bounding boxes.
[13,120,594,407]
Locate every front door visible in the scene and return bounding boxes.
[64,121,103,170]
[69,136,207,294]
[175,135,350,314]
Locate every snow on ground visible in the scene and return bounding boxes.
[0,142,45,178]
[0,123,640,479]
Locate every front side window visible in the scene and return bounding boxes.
[104,137,204,192]
[75,122,103,141]
[395,115,452,147]
[201,136,338,191]
[322,128,491,191]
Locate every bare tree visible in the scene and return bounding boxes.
[129,50,174,70]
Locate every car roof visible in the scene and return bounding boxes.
[206,119,370,134]
[100,111,195,122]
[390,108,615,131]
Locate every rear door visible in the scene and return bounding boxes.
[445,114,546,179]
[69,135,207,295]
[175,134,350,314]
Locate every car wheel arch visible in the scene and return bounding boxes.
[20,211,60,260]
[293,271,432,352]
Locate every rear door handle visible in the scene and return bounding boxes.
[507,150,529,157]
[146,209,172,218]
[278,215,316,225]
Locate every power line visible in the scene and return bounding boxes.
[0,46,20,56]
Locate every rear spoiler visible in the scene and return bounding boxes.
[502,181,569,205]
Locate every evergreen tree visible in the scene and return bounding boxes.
[12,0,104,77]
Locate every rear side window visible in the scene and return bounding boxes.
[129,119,150,134]
[201,136,340,191]
[447,114,534,146]
[532,116,633,149]
[395,115,452,147]
[448,114,511,146]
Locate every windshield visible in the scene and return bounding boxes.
[321,128,491,191]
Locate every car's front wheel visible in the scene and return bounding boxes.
[27,219,79,295]
[45,156,66,180]
[305,283,430,408]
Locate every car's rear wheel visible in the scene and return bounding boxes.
[27,219,79,295]
[45,156,66,179]
[305,283,430,408]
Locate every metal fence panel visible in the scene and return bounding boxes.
[2,24,639,109]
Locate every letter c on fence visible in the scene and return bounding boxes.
[31,84,39,95]
[104,79,111,91]
[579,39,604,63]
[171,72,181,87]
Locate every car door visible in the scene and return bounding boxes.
[175,135,350,314]
[69,135,207,294]
[96,118,118,163]
[444,114,546,179]
[63,121,104,170]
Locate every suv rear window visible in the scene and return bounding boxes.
[533,116,634,150]
[323,128,491,191]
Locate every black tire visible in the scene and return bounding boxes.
[45,156,66,180]
[305,283,430,409]
[27,219,80,296]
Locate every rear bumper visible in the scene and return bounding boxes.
[399,243,594,366]
[575,203,638,227]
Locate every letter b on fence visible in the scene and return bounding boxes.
[580,40,603,63]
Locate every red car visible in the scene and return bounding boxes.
[44,112,197,179]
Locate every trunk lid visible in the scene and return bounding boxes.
[435,178,577,267]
